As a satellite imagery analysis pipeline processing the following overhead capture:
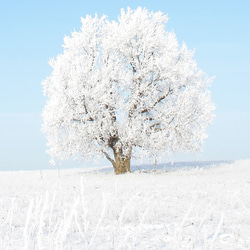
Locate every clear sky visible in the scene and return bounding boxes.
[0,0,249,170]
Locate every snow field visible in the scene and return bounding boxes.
[0,160,250,249]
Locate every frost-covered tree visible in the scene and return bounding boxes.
[42,7,215,174]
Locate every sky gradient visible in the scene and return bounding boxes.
[0,0,249,170]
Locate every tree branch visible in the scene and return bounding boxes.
[102,151,115,166]
[72,117,94,122]
[141,87,173,114]
[146,73,160,88]
[149,122,161,129]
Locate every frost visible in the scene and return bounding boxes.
[42,7,215,172]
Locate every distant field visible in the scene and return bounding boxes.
[0,160,250,249]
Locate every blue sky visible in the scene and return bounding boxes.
[0,0,249,170]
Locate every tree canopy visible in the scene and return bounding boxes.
[42,7,215,174]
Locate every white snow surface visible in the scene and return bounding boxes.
[1,160,250,249]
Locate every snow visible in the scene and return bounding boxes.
[1,160,250,249]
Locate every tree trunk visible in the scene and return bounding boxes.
[112,149,131,174]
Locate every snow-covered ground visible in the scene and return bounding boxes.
[0,160,250,249]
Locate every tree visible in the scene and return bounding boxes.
[42,7,215,174]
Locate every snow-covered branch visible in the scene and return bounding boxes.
[42,7,215,174]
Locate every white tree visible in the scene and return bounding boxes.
[42,7,215,174]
